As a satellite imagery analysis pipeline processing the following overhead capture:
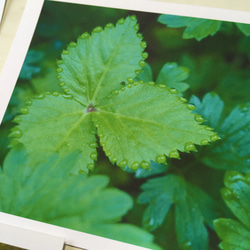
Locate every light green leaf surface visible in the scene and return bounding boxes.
[0,148,159,249]
[158,14,222,41]
[214,171,250,249]
[156,62,190,93]
[191,93,250,172]
[13,94,97,174]
[236,23,250,36]
[138,174,216,250]
[57,16,144,105]
[92,82,217,170]
[214,219,250,250]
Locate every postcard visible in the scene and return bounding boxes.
[0,0,250,249]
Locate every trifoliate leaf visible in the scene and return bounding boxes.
[214,171,250,249]
[138,174,216,250]
[155,62,189,93]
[0,147,159,249]
[192,93,250,172]
[235,23,250,36]
[12,16,217,173]
[158,14,222,41]
[19,50,44,80]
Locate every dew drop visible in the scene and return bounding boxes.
[19,107,29,114]
[112,157,118,163]
[201,139,209,145]
[141,161,150,170]
[179,97,187,102]
[131,161,140,171]
[221,188,232,200]
[169,88,178,94]
[99,134,104,138]
[127,77,134,83]
[80,32,89,39]
[142,52,148,59]
[93,26,103,33]
[25,99,32,106]
[87,163,95,171]
[57,67,63,73]
[62,94,73,100]
[57,75,62,79]
[140,41,147,49]
[118,18,125,25]
[184,142,197,152]
[57,60,63,65]
[137,33,143,39]
[159,84,166,88]
[106,151,112,157]
[37,93,45,99]
[187,103,196,110]
[134,24,140,31]
[53,91,59,97]
[90,142,97,148]
[129,15,136,21]
[121,87,126,91]
[169,150,180,159]
[13,116,22,123]
[210,134,220,142]
[106,23,114,28]
[120,160,127,169]
[63,88,70,93]
[127,84,132,88]
[59,82,65,87]
[90,152,97,160]
[135,69,141,75]
[133,81,139,86]
[139,60,146,67]
[156,155,166,164]
[195,114,206,123]
[69,42,77,47]
[9,128,22,138]
[113,90,119,95]
[46,91,51,95]
[148,81,155,85]
[62,50,69,55]
[139,80,144,84]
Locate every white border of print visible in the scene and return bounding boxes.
[0,0,250,249]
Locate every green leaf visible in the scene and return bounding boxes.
[92,82,217,170]
[0,147,159,249]
[214,171,250,249]
[214,219,250,250]
[13,94,97,174]
[19,50,44,80]
[57,16,144,105]
[12,16,217,173]
[191,93,250,172]
[156,62,189,94]
[138,174,216,250]
[158,14,222,41]
[235,23,250,36]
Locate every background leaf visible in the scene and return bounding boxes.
[138,174,217,250]
[214,171,250,249]
[191,93,250,172]
[158,14,222,41]
[0,147,159,249]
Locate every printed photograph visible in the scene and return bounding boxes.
[0,0,250,249]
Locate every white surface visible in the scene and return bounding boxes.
[0,212,150,250]
[0,222,64,250]
[0,0,6,26]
